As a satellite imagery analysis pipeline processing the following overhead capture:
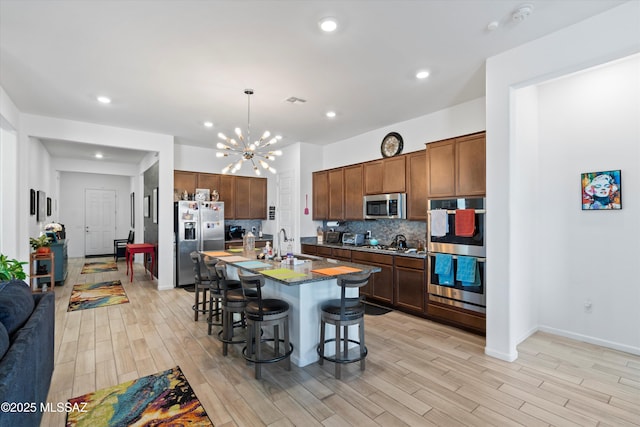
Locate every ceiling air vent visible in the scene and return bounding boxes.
[285,96,307,104]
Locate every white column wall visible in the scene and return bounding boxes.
[485,1,640,360]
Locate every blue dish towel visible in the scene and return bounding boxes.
[434,253,454,285]
[457,256,480,287]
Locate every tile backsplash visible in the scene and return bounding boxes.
[324,219,426,248]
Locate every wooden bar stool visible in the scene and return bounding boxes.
[204,260,245,353]
[317,273,370,379]
[189,252,216,322]
[239,271,293,380]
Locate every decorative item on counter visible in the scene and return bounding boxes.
[243,231,255,252]
[258,227,263,238]
[174,189,180,202]
[211,189,219,201]
[317,227,324,244]
[182,190,189,201]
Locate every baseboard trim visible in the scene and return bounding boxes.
[484,347,518,362]
[538,325,640,356]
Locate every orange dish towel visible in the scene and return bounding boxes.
[455,209,475,237]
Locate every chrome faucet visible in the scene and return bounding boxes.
[276,228,288,261]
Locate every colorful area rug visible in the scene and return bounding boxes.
[81,261,118,274]
[66,366,213,426]
[68,280,129,312]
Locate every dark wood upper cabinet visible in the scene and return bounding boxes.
[407,151,427,220]
[196,173,220,195]
[312,171,329,220]
[234,176,252,219]
[219,175,236,219]
[363,161,384,195]
[174,170,197,195]
[249,177,267,219]
[343,164,363,220]
[456,133,486,197]
[382,156,406,193]
[328,168,344,220]
[364,156,406,195]
[425,139,456,198]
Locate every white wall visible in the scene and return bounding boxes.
[27,137,55,239]
[486,1,640,360]
[59,172,132,258]
[321,98,485,170]
[20,114,175,290]
[535,55,640,353]
[0,87,26,262]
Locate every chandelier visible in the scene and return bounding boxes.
[216,89,282,175]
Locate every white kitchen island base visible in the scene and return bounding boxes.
[227,265,359,367]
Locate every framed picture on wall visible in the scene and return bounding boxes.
[144,195,150,218]
[30,189,36,215]
[152,188,158,224]
[130,192,135,228]
[37,190,46,222]
[581,169,622,210]
[46,197,52,216]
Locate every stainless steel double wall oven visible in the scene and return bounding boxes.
[427,197,486,313]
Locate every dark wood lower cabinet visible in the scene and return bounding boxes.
[352,251,394,305]
[394,256,426,314]
[300,244,485,334]
[427,300,486,334]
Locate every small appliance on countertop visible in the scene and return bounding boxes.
[325,231,343,244]
[342,233,365,246]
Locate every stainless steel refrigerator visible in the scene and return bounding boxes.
[174,201,225,287]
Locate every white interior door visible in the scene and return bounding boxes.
[85,189,116,256]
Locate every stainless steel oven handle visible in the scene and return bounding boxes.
[428,254,486,262]
[427,209,486,214]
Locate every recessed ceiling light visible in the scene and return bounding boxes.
[487,21,500,31]
[95,153,103,159]
[319,17,338,33]
[204,121,214,128]
[326,111,336,118]
[416,70,430,79]
[96,96,111,104]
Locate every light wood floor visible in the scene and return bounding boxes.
[42,257,640,426]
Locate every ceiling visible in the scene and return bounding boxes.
[0,0,626,162]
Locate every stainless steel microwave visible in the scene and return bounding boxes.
[363,193,406,219]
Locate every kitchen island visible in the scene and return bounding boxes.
[201,250,380,367]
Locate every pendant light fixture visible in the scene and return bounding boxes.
[216,89,282,175]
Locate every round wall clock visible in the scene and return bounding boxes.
[380,132,404,158]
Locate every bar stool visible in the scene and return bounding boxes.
[317,273,370,379]
[239,271,293,380]
[204,260,245,350]
[189,252,216,322]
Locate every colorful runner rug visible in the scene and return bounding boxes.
[68,280,129,312]
[81,261,118,274]
[66,366,212,426]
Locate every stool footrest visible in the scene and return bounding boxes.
[317,338,368,364]
[242,339,294,365]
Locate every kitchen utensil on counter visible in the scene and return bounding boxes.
[304,194,309,215]
[391,234,408,249]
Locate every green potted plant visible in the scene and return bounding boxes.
[0,254,27,281]
[29,235,51,254]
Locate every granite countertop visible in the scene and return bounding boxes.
[202,249,381,285]
[299,238,427,259]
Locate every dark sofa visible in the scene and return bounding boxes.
[0,280,55,427]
